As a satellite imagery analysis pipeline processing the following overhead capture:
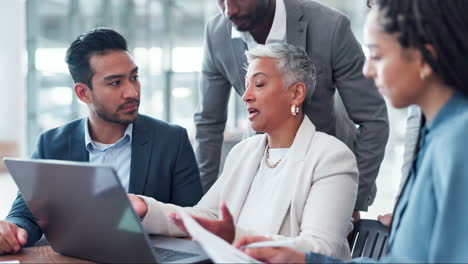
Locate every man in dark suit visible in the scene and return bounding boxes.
[0,28,203,254]
[194,0,389,219]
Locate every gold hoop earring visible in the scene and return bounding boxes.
[291,105,299,116]
[420,71,428,80]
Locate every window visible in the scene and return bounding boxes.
[25,0,218,152]
[26,0,406,218]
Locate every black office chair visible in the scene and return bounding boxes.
[349,219,390,260]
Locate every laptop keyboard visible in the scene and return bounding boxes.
[153,246,199,262]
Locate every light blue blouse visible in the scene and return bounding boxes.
[306,92,468,263]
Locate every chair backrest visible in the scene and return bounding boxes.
[349,219,390,260]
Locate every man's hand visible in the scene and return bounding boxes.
[0,221,28,255]
[127,194,148,219]
[234,236,306,263]
[378,213,393,227]
[168,201,235,243]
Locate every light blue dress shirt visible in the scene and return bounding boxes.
[306,92,468,263]
[84,119,132,191]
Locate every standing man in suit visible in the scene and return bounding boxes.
[0,28,203,254]
[194,0,389,219]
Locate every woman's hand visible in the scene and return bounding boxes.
[168,201,235,243]
[127,194,148,218]
[234,236,306,263]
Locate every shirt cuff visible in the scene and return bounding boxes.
[137,195,151,220]
[136,197,149,221]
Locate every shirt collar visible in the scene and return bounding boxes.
[85,118,133,152]
[231,0,287,45]
[424,92,467,134]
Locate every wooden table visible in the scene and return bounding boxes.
[0,246,92,263]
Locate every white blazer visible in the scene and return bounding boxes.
[141,117,358,259]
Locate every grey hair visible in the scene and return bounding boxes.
[245,43,317,109]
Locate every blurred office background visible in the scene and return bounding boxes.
[0,0,406,220]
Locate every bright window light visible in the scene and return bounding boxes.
[172,47,203,73]
[172,87,192,98]
[151,90,164,114]
[133,47,162,75]
[35,48,68,74]
[46,86,73,105]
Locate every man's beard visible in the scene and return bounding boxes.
[230,15,256,31]
[230,0,270,32]
[94,99,140,125]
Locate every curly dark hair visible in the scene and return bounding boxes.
[373,0,468,96]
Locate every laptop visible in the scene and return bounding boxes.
[3,158,210,264]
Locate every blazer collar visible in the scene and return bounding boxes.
[259,116,315,233]
[66,116,151,194]
[227,21,248,94]
[248,116,315,174]
[230,116,316,233]
[288,116,316,162]
[285,0,308,50]
[129,115,152,194]
[67,118,89,162]
[229,135,267,222]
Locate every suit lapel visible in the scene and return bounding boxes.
[228,23,248,95]
[285,0,307,50]
[228,136,267,222]
[129,116,151,194]
[267,117,315,233]
[67,118,89,162]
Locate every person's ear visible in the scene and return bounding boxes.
[290,82,307,106]
[74,83,92,104]
[419,44,437,80]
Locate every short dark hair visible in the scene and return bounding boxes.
[65,28,128,89]
[373,0,468,96]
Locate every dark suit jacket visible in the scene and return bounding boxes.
[194,0,389,211]
[6,114,203,246]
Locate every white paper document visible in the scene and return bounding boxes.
[240,239,297,249]
[177,210,261,263]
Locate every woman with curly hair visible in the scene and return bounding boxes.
[236,0,468,262]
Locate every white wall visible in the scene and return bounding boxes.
[0,0,26,157]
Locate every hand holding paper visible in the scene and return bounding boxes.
[170,204,261,263]
[169,201,235,243]
[239,239,297,249]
